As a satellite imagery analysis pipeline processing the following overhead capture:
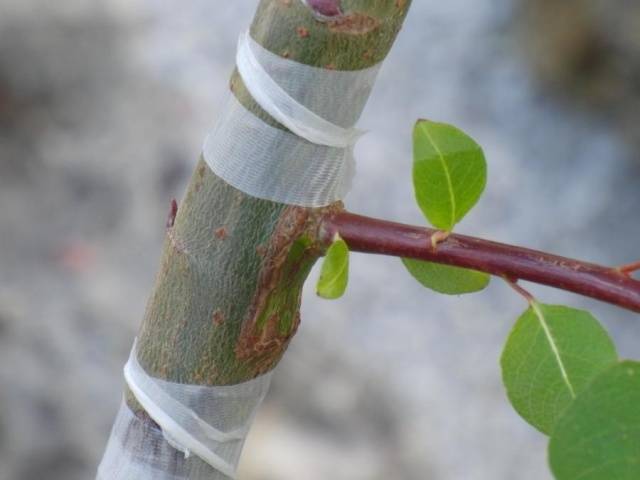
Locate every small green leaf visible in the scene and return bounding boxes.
[401,258,490,295]
[317,235,349,300]
[500,304,618,435]
[549,361,640,480]
[413,119,487,231]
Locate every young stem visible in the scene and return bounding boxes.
[321,212,640,313]
[619,260,640,277]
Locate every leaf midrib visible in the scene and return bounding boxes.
[421,124,456,230]
[531,302,577,398]
[322,257,347,293]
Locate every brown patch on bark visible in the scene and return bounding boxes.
[395,0,407,8]
[296,26,310,38]
[238,311,301,377]
[212,309,225,326]
[214,227,228,240]
[328,13,380,35]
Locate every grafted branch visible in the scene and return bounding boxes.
[102,1,414,478]
[321,212,640,313]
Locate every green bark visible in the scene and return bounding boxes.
[121,0,412,477]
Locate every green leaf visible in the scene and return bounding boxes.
[401,258,490,295]
[317,235,349,300]
[500,304,618,435]
[413,119,487,231]
[549,361,640,480]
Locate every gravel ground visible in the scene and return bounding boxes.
[0,1,638,479]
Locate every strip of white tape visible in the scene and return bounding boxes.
[236,32,362,148]
[97,401,190,480]
[97,342,273,479]
[203,31,380,207]
[203,93,356,207]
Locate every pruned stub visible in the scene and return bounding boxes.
[304,0,342,18]
[236,204,338,376]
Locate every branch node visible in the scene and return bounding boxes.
[430,230,451,251]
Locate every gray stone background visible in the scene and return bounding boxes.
[0,0,639,479]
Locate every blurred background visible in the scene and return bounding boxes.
[1,0,639,479]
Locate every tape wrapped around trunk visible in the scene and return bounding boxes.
[97,342,272,480]
[203,32,380,207]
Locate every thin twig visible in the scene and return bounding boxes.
[321,212,640,313]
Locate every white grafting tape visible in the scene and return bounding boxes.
[203,94,356,207]
[97,341,273,479]
[203,31,381,207]
[236,31,362,148]
[97,401,190,480]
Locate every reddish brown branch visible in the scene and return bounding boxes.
[321,212,640,313]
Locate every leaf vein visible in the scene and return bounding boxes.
[531,302,577,398]
[422,125,456,229]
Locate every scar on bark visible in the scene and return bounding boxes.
[235,203,342,375]
[328,13,380,35]
[214,227,228,240]
[235,206,310,375]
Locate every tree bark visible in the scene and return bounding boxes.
[111,1,413,478]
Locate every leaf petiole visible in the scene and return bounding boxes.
[503,277,536,304]
[618,260,640,277]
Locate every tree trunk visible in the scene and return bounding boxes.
[98,1,412,478]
